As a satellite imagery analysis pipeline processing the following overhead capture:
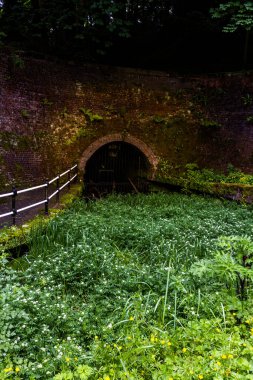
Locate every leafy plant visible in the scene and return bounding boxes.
[80,108,103,122]
[60,107,69,118]
[246,115,253,123]
[200,119,221,128]
[65,127,93,145]
[10,53,25,69]
[156,160,253,197]
[210,1,253,67]
[152,115,175,128]
[191,235,253,300]
[242,93,253,107]
[152,115,166,124]
[20,109,30,118]
[54,365,93,380]
[41,98,53,106]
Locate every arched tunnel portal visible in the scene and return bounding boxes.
[79,134,158,196]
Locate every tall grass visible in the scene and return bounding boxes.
[1,192,253,379]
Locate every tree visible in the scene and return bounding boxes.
[0,0,133,57]
[0,1,6,46]
[210,1,253,67]
[0,0,244,70]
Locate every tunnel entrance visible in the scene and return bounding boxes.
[84,141,150,196]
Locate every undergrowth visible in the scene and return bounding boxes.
[156,162,253,200]
[1,193,253,379]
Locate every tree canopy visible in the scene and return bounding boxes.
[211,1,253,67]
[0,0,253,72]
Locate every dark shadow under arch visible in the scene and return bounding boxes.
[84,141,150,196]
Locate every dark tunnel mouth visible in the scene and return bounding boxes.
[84,141,150,196]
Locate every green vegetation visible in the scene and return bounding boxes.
[242,94,253,107]
[182,163,253,185]
[152,115,167,124]
[20,109,30,119]
[1,0,250,71]
[200,119,221,129]
[10,53,25,70]
[1,193,253,379]
[65,127,94,146]
[156,162,253,199]
[210,1,253,67]
[246,115,253,123]
[80,108,103,123]
[41,98,53,107]
[152,115,176,128]
[0,131,31,150]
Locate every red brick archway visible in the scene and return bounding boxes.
[79,133,158,179]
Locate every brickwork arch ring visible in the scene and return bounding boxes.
[79,133,159,179]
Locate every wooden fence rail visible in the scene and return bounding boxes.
[0,164,78,225]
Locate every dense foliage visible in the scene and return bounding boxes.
[1,193,253,379]
[211,1,253,66]
[156,162,253,198]
[0,0,253,71]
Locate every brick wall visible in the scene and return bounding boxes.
[0,51,253,191]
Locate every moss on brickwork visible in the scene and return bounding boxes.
[0,131,33,150]
[33,83,197,180]
[1,53,253,191]
[155,159,253,201]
